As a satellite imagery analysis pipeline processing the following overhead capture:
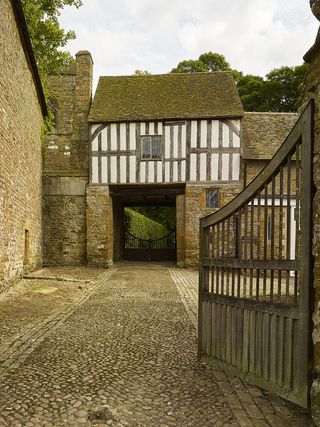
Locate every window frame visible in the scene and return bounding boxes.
[205,188,219,209]
[140,135,162,160]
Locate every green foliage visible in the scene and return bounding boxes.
[171,52,230,73]
[21,0,83,80]
[262,65,308,112]
[198,52,231,72]
[134,70,151,76]
[171,59,208,73]
[170,52,307,112]
[130,206,176,230]
[125,208,169,240]
[237,74,266,111]
[21,0,83,132]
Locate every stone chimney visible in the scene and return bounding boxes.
[72,50,93,172]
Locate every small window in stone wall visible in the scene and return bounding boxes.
[206,189,219,208]
[47,96,60,132]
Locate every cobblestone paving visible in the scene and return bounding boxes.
[0,264,312,426]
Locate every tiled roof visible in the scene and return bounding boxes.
[88,72,244,123]
[241,112,298,159]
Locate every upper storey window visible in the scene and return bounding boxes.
[141,136,162,160]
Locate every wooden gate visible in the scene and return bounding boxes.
[124,230,176,262]
[198,101,314,408]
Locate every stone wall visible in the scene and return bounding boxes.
[43,177,87,265]
[0,0,43,289]
[43,51,93,265]
[299,37,320,424]
[184,184,242,266]
[86,186,113,267]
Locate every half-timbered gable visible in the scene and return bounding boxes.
[88,73,243,186]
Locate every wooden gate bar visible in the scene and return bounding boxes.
[198,100,314,408]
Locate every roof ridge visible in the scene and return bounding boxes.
[98,71,234,79]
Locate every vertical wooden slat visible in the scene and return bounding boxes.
[211,303,216,357]
[249,309,256,373]
[256,192,261,301]
[255,311,263,377]
[236,307,244,369]
[226,305,232,364]
[262,313,270,380]
[216,303,221,359]
[242,309,250,372]
[286,157,292,302]
[284,318,294,389]
[269,314,278,383]
[221,221,225,295]
[206,301,212,356]
[201,301,207,353]
[221,304,226,361]
[278,316,285,386]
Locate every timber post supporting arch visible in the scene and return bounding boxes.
[198,101,314,408]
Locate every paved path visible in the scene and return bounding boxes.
[0,264,312,426]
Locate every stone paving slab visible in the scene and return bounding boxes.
[0,264,313,426]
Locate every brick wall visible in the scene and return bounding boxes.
[43,51,93,265]
[0,0,43,290]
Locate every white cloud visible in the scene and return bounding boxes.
[59,0,319,90]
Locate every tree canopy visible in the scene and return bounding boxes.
[134,70,152,76]
[170,52,307,112]
[171,52,230,73]
[21,0,83,81]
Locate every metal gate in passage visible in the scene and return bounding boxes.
[199,101,314,408]
[123,230,176,262]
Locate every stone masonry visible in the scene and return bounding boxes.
[43,51,93,266]
[86,186,113,267]
[184,184,242,266]
[0,0,44,290]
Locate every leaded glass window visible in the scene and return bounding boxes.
[141,136,162,159]
[206,189,219,208]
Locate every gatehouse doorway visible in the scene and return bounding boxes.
[109,184,185,263]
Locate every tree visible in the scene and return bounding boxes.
[21,0,83,81]
[171,52,230,73]
[134,70,151,76]
[198,52,231,72]
[263,65,308,112]
[236,74,267,111]
[171,59,208,73]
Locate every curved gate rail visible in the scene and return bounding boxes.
[198,101,314,408]
[124,230,176,261]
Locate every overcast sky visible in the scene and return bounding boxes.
[59,0,319,90]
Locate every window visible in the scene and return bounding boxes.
[47,96,60,131]
[206,189,219,208]
[141,136,162,159]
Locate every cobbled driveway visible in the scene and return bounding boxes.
[0,263,312,426]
